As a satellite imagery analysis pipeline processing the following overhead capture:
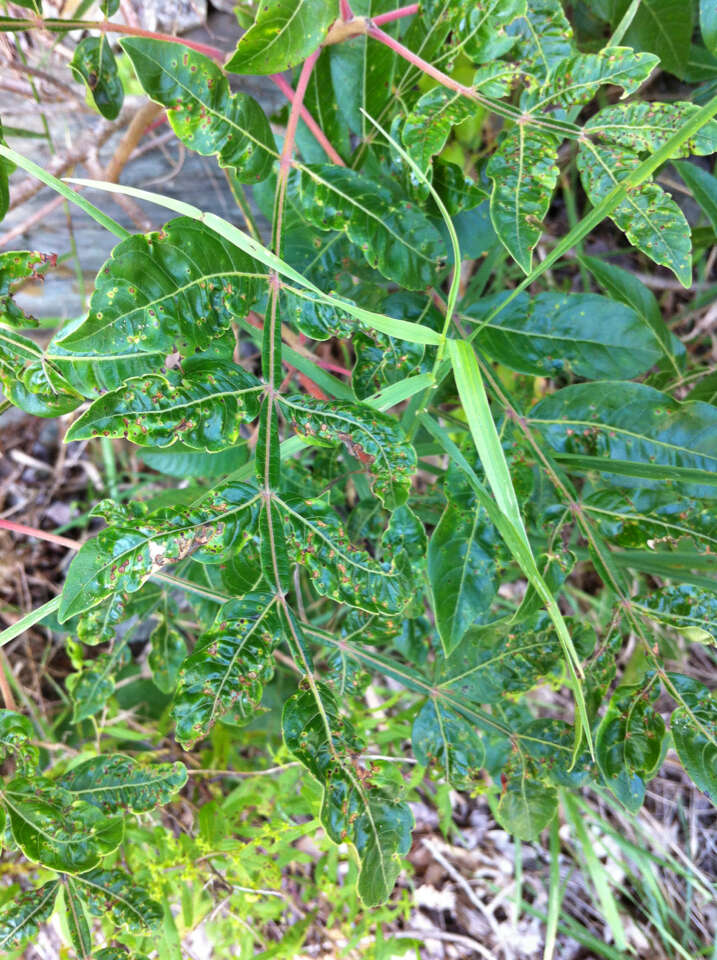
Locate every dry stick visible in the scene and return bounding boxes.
[105,100,165,183]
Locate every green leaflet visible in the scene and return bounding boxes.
[63,877,92,960]
[529,381,717,497]
[0,119,11,223]
[595,677,666,812]
[121,39,275,182]
[402,64,515,174]
[612,0,693,77]
[57,218,264,360]
[66,642,130,723]
[495,752,558,840]
[0,327,81,417]
[674,160,717,234]
[282,683,413,906]
[280,394,417,508]
[703,0,717,56]
[438,613,565,704]
[577,140,692,286]
[443,0,525,64]
[294,164,445,289]
[280,496,412,615]
[0,709,38,770]
[172,595,284,749]
[634,584,717,644]
[72,869,162,933]
[464,291,663,380]
[4,778,124,873]
[225,0,336,75]
[148,619,187,693]
[59,755,188,813]
[412,699,485,789]
[58,482,260,621]
[65,360,262,451]
[427,502,500,655]
[508,0,574,81]
[585,101,717,156]
[669,674,717,800]
[70,37,124,121]
[525,46,658,112]
[0,250,56,328]
[0,881,59,951]
[486,127,560,273]
[581,488,717,553]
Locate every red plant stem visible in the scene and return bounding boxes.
[367,22,477,100]
[0,518,78,551]
[269,74,345,167]
[340,0,354,20]
[372,3,419,26]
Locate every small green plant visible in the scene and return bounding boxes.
[0,0,716,954]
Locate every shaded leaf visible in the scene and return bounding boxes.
[225,0,336,75]
[66,642,130,723]
[508,0,574,81]
[669,674,717,799]
[0,709,38,770]
[465,290,663,379]
[59,481,260,621]
[613,0,693,77]
[5,778,123,873]
[635,584,717,644]
[595,676,666,811]
[121,39,275,182]
[70,37,124,120]
[0,119,12,223]
[0,250,56,329]
[0,881,59,952]
[281,394,416,508]
[148,619,187,694]
[295,164,445,289]
[283,682,413,906]
[585,101,717,156]
[73,869,162,933]
[412,699,485,789]
[674,159,717,234]
[487,127,559,272]
[66,359,262,451]
[281,496,412,615]
[496,753,558,840]
[172,594,284,748]
[703,0,717,56]
[59,754,187,814]
[529,382,717,497]
[0,327,81,417]
[428,502,500,655]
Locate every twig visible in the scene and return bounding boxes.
[372,3,419,26]
[269,74,345,166]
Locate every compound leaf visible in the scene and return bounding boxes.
[283,682,413,906]
[585,101,717,156]
[225,0,337,75]
[121,38,275,182]
[65,359,262,451]
[59,755,188,814]
[172,594,285,749]
[281,394,416,508]
[634,585,717,644]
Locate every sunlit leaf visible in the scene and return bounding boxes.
[59,755,187,813]
[225,0,337,75]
